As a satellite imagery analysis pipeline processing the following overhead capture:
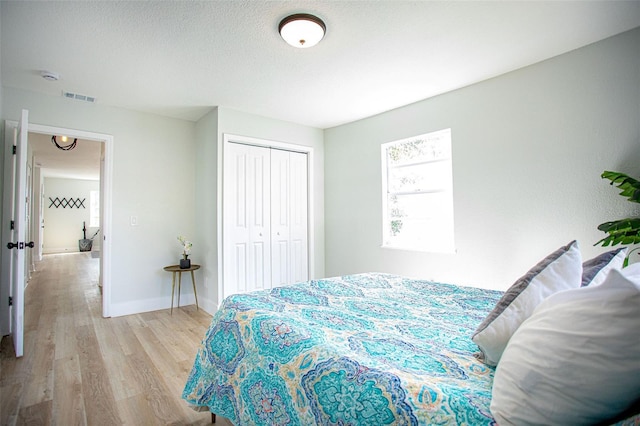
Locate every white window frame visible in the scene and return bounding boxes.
[381,128,455,253]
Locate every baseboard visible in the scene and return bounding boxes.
[108,294,217,318]
[198,297,217,317]
[43,246,78,254]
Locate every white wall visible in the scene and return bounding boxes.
[0,2,3,188]
[324,27,640,291]
[194,106,325,309]
[193,108,218,313]
[0,4,6,335]
[42,177,99,253]
[2,87,197,316]
[0,2,3,194]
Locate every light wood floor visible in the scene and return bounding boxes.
[0,252,232,425]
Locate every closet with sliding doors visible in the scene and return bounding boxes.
[222,139,309,299]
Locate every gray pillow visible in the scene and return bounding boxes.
[472,240,582,366]
[581,248,627,287]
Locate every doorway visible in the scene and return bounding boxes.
[27,122,113,318]
[1,119,113,346]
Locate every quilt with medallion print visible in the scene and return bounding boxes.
[183,273,503,425]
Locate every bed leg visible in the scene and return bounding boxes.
[211,413,216,423]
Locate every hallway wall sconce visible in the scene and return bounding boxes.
[279,13,326,48]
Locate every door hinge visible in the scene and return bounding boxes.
[8,296,12,306]
[10,220,15,230]
[12,145,16,155]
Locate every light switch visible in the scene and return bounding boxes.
[130,216,138,226]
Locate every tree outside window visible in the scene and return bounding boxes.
[381,129,455,253]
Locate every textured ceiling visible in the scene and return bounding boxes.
[2,1,639,131]
[5,1,639,181]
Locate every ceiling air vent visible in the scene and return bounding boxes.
[62,91,97,104]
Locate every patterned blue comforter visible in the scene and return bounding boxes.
[183,273,503,425]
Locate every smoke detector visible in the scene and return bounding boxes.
[41,71,60,81]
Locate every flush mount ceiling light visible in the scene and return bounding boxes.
[51,135,77,151]
[279,13,326,48]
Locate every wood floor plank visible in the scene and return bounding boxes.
[0,381,21,426]
[20,324,55,408]
[126,350,184,424]
[17,399,53,426]
[117,393,159,426]
[156,308,211,347]
[89,306,141,401]
[146,317,194,363]
[127,318,191,396]
[75,324,123,425]
[52,355,87,426]
[53,312,76,361]
[110,316,138,357]
[0,252,217,425]
[0,332,17,383]
[1,335,26,426]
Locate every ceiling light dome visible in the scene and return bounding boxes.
[279,14,326,48]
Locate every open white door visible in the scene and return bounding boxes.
[8,109,29,357]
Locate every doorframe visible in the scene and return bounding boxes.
[217,133,315,306]
[4,120,114,318]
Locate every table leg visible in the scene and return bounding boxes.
[177,272,182,308]
[190,270,199,310]
[170,271,176,315]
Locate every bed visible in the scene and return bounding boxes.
[182,272,504,424]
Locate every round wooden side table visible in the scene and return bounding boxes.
[163,264,200,314]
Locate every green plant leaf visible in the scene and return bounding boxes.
[595,171,640,248]
[601,171,640,203]
[597,218,640,233]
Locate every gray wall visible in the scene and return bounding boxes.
[324,27,640,290]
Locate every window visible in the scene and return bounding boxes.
[381,129,455,253]
[89,190,100,227]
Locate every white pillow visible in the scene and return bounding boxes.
[491,263,640,426]
[581,247,627,287]
[472,241,582,366]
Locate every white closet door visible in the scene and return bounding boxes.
[223,142,309,299]
[271,149,308,287]
[270,149,290,287]
[223,143,271,297]
[289,151,308,284]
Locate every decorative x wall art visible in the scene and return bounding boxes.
[49,197,86,209]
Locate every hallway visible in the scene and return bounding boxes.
[0,253,217,425]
